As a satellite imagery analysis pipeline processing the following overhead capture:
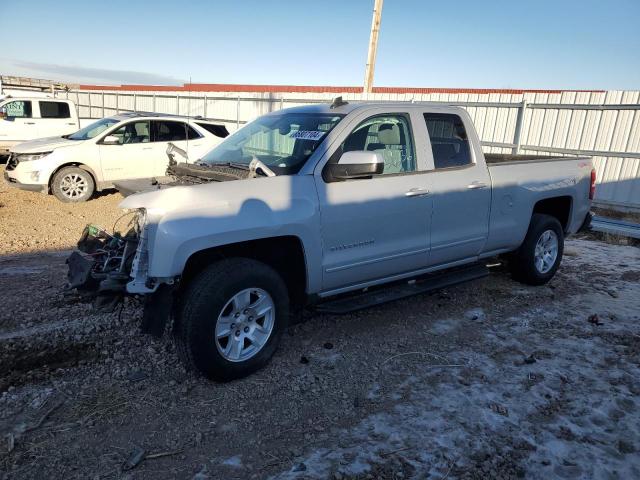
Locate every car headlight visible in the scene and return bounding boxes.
[17,152,52,162]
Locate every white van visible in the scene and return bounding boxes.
[0,97,79,155]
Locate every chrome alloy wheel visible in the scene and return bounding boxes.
[534,229,558,274]
[60,173,88,199]
[214,288,275,362]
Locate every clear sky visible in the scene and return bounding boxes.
[1,0,639,90]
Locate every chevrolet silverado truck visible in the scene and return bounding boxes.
[67,99,595,381]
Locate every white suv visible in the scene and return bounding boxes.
[4,113,228,202]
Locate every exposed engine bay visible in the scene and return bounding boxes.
[66,219,142,312]
[114,142,276,196]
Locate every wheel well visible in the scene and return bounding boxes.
[532,196,572,231]
[48,163,97,193]
[181,236,308,307]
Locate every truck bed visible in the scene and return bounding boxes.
[482,153,593,255]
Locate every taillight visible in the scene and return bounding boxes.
[589,168,596,200]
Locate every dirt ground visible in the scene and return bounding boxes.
[1,167,639,480]
[0,166,124,256]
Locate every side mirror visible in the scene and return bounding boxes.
[0,108,5,120]
[102,135,120,145]
[326,151,384,180]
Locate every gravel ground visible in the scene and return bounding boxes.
[1,169,639,479]
[0,166,124,255]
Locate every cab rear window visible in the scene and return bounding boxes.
[424,113,472,169]
[40,101,71,119]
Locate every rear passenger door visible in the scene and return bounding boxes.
[422,112,491,266]
[37,101,78,137]
[152,120,205,171]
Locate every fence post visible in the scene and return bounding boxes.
[101,91,105,118]
[133,93,137,113]
[153,93,156,113]
[280,97,284,111]
[513,100,527,154]
[236,96,240,128]
[204,94,207,118]
[115,93,119,115]
[88,93,92,119]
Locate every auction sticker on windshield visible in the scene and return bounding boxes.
[289,130,324,141]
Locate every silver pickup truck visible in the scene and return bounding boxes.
[67,99,595,380]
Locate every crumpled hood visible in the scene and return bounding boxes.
[10,136,80,153]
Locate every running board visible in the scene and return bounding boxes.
[315,263,489,314]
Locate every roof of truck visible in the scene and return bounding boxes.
[0,96,72,102]
[272,101,465,116]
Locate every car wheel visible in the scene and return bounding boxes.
[51,166,95,202]
[175,258,290,381]
[509,213,564,286]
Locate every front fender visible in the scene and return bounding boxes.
[134,176,323,293]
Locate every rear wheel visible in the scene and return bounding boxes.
[51,166,95,202]
[175,258,289,381]
[509,214,564,285]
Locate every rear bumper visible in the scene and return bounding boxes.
[3,170,47,193]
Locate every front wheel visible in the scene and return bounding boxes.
[509,214,564,286]
[175,258,289,381]
[51,166,95,202]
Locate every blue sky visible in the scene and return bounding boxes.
[1,0,639,89]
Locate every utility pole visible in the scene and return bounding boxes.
[363,0,384,94]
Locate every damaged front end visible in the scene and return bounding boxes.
[66,209,176,338]
[66,212,145,312]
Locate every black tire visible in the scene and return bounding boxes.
[51,166,95,202]
[509,213,564,286]
[175,258,289,381]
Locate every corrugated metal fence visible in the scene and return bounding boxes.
[57,88,640,211]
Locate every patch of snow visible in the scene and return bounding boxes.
[272,239,640,479]
[221,455,243,468]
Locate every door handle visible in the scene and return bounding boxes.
[467,181,488,190]
[65,122,76,125]
[142,147,153,150]
[25,122,36,125]
[405,187,431,198]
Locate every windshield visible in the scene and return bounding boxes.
[67,117,120,140]
[201,113,344,174]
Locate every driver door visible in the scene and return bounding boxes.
[0,100,38,142]
[98,120,157,181]
[314,112,433,292]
